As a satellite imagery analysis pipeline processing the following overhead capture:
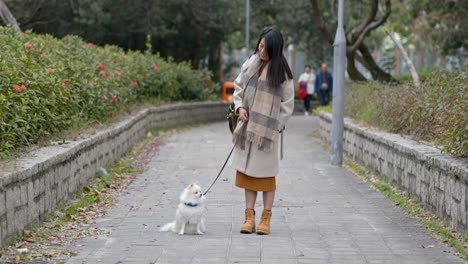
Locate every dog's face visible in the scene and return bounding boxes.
[181,183,205,203]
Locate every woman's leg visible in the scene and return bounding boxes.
[245,189,257,209]
[257,191,275,234]
[262,191,275,210]
[241,189,258,233]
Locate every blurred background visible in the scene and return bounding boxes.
[2,0,466,83]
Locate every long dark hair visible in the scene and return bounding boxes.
[254,27,293,87]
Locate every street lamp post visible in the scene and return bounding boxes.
[246,0,250,51]
[330,0,346,165]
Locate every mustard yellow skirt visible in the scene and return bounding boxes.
[235,171,276,192]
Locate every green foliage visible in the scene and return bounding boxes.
[382,0,467,56]
[312,105,332,116]
[0,26,217,156]
[405,0,467,55]
[345,71,467,157]
[4,0,234,81]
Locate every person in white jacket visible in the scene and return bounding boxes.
[297,65,315,115]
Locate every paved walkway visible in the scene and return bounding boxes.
[66,116,464,264]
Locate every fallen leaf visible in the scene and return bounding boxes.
[13,255,20,264]
[421,244,435,248]
[16,242,28,249]
[44,249,57,257]
[23,230,32,237]
[23,237,36,243]
[67,214,76,220]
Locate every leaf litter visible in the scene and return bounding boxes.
[0,130,170,263]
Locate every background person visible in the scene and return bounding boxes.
[314,63,333,106]
[298,65,315,115]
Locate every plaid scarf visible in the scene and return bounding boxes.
[233,55,282,152]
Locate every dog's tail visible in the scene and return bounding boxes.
[159,222,175,232]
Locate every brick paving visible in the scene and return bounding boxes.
[66,116,465,264]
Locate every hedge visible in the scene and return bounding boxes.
[344,71,467,158]
[0,26,217,157]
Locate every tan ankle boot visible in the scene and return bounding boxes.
[256,210,272,235]
[240,209,256,233]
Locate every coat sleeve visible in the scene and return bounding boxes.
[233,59,250,114]
[278,79,295,130]
[328,72,333,93]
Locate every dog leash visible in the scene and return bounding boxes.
[203,143,237,196]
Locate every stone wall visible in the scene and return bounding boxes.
[0,102,227,247]
[319,113,467,235]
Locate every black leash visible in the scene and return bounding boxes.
[203,143,237,195]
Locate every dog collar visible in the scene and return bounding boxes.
[184,202,199,207]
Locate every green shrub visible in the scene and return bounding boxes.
[0,27,217,156]
[345,71,467,157]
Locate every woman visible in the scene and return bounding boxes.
[231,27,294,235]
[298,65,315,115]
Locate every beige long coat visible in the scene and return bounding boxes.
[230,54,294,177]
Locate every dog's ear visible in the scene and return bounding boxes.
[188,183,194,188]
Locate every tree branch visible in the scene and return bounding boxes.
[309,0,333,44]
[347,0,391,53]
[351,0,378,40]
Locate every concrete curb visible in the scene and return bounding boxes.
[319,112,467,235]
[0,101,227,247]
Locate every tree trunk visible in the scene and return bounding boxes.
[416,44,424,70]
[0,0,20,32]
[358,43,395,82]
[309,0,395,82]
[387,30,419,87]
[208,44,222,82]
[347,52,367,81]
[394,47,401,75]
[439,55,446,68]
[464,49,468,70]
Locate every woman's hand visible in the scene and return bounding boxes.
[238,107,249,122]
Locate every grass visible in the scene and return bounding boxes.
[312,104,332,116]
[345,161,468,260]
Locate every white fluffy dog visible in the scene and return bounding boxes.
[160,183,206,235]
